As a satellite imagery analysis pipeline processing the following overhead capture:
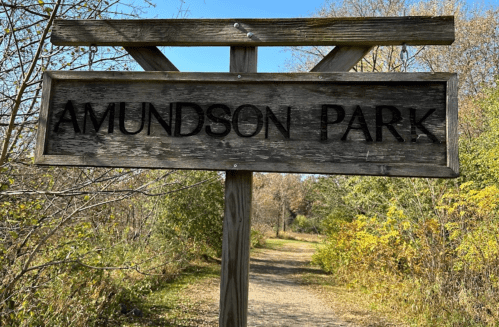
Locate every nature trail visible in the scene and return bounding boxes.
[247,240,354,326]
[181,239,356,326]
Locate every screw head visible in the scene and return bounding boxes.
[237,75,241,79]
[247,32,254,38]
[319,76,323,79]
[234,23,240,28]
[234,164,238,168]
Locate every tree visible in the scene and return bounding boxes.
[289,0,499,98]
[459,83,499,187]
[0,1,208,325]
[155,170,225,257]
[252,173,309,236]
[0,0,145,166]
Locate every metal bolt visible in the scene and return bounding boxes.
[234,164,238,168]
[234,23,240,28]
[319,76,323,79]
[237,75,242,79]
[247,32,254,38]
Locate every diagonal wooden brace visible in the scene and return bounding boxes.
[124,46,178,71]
[311,46,372,72]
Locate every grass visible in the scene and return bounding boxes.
[269,230,324,243]
[263,237,309,249]
[117,259,221,327]
[300,262,409,327]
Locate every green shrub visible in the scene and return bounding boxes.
[250,229,266,248]
[155,171,225,257]
[291,215,320,233]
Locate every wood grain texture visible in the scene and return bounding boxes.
[35,73,52,160]
[311,46,373,72]
[34,71,458,178]
[230,47,257,73]
[51,17,455,46]
[124,46,178,71]
[33,71,454,82]
[219,46,256,327]
[220,171,252,327]
[219,47,257,327]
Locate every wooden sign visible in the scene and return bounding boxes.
[35,71,458,178]
[41,16,458,327]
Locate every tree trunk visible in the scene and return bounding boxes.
[282,204,286,232]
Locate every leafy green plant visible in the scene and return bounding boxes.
[155,171,225,257]
[250,229,266,248]
[290,215,319,233]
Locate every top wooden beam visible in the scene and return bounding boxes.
[51,16,454,47]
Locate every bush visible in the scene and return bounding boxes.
[250,229,266,248]
[155,171,225,256]
[290,215,320,233]
[313,184,499,326]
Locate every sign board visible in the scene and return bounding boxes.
[35,71,458,178]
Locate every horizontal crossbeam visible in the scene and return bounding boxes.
[51,16,454,47]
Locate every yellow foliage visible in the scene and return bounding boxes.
[314,182,499,326]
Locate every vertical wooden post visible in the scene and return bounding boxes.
[219,46,257,327]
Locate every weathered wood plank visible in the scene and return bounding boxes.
[34,70,454,82]
[35,71,458,178]
[51,17,455,46]
[36,72,53,161]
[219,46,256,327]
[34,155,458,178]
[229,47,257,74]
[124,46,178,71]
[311,46,372,72]
[220,171,252,327]
[447,74,459,174]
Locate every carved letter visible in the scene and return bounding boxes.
[341,106,373,142]
[53,100,81,133]
[410,108,440,143]
[265,106,290,139]
[174,102,204,137]
[83,102,115,133]
[320,105,345,141]
[119,102,145,135]
[375,106,404,142]
[206,104,231,137]
[232,104,263,138]
[148,103,172,136]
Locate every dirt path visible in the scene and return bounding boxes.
[182,240,356,327]
[247,241,354,327]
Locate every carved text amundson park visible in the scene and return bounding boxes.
[35,71,457,177]
[53,100,440,143]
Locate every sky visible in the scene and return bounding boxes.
[142,0,499,73]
